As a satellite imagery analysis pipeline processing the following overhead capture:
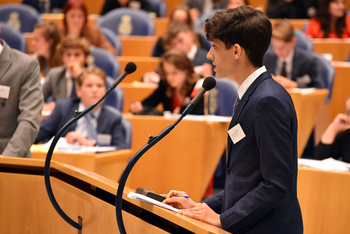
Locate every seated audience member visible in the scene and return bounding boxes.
[152,4,209,57]
[266,0,308,19]
[146,21,213,83]
[130,49,205,115]
[0,34,44,158]
[32,21,62,78]
[42,36,89,112]
[101,0,158,16]
[184,0,228,24]
[61,0,117,55]
[315,97,350,163]
[22,0,69,13]
[35,66,127,149]
[226,0,249,9]
[263,19,325,89]
[305,0,350,38]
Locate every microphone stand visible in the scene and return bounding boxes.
[44,80,123,230]
[115,103,195,234]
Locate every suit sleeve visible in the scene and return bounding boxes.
[203,189,224,213]
[299,58,325,89]
[42,70,54,102]
[35,102,64,144]
[220,96,296,232]
[2,59,44,157]
[110,113,127,150]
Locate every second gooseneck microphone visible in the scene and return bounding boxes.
[181,76,217,116]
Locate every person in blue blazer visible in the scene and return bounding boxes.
[263,19,325,89]
[35,66,127,149]
[163,7,303,234]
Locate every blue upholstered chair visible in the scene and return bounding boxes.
[294,29,313,52]
[121,117,132,149]
[105,76,124,113]
[0,23,27,53]
[0,4,42,33]
[313,53,335,103]
[209,78,239,116]
[95,8,155,36]
[89,46,120,80]
[99,26,122,56]
[194,9,224,30]
[147,0,167,17]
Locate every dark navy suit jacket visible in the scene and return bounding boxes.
[35,98,126,149]
[203,71,303,234]
[263,47,325,89]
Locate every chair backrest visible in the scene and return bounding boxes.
[313,53,335,103]
[121,117,132,149]
[95,8,155,36]
[147,0,167,17]
[196,28,211,52]
[89,46,121,80]
[294,29,313,52]
[0,23,27,53]
[0,4,42,33]
[99,26,122,56]
[105,76,124,112]
[209,78,239,116]
[194,9,224,30]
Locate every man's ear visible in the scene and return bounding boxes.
[232,44,242,59]
[292,36,297,47]
[76,85,81,98]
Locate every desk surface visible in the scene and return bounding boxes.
[124,114,230,202]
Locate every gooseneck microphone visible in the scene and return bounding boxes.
[44,62,136,230]
[115,76,216,234]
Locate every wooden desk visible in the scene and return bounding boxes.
[311,38,350,61]
[289,89,328,157]
[270,19,309,31]
[315,62,350,144]
[0,157,230,234]
[119,83,158,113]
[118,35,158,56]
[124,114,230,202]
[298,167,350,234]
[31,149,131,181]
[116,56,159,83]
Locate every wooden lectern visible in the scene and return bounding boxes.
[0,157,230,234]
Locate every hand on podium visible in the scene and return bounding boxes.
[163,190,222,228]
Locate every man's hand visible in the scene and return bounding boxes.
[65,131,95,146]
[179,203,222,228]
[67,60,83,78]
[163,190,222,228]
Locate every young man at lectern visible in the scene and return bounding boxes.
[163,6,303,234]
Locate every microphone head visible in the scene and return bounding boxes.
[125,62,137,74]
[202,76,216,91]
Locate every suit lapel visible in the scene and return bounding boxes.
[0,41,13,83]
[227,71,271,162]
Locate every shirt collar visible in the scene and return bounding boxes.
[0,42,3,55]
[187,44,197,61]
[237,66,267,99]
[78,102,102,118]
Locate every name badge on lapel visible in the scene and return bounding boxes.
[0,85,10,99]
[97,134,112,145]
[228,123,246,144]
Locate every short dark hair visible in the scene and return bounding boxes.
[204,6,272,67]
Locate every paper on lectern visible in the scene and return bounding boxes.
[127,192,179,213]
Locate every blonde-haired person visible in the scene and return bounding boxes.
[36,66,127,149]
[42,36,90,112]
[131,49,205,115]
[32,21,62,78]
[263,19,325,89]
